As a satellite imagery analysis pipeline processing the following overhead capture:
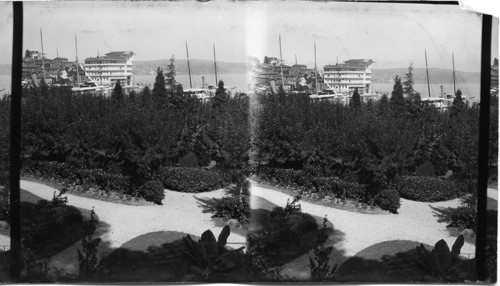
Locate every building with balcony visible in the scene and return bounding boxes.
[84,51,134,87]
[323,59,374,94]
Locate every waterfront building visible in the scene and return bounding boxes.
[323,59,374,94]
[84,51,135,87]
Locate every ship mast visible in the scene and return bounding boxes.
[40,28,46,82]
[452,52,456,95]
[213,43,218,85]
[75,35,81,86]
[314,40,319,94]
[425,49,431,98]
[186,41,192,88]
[279,34,284,88]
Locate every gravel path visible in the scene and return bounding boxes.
[250,180,477,259]
[20,180,246,274]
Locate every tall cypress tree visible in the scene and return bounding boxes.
[350,87,361,108]
[112,79,123,100]
[152,67,167,98]
[403,63,415,98]
[390,75,405,108]
[165,55,177,89]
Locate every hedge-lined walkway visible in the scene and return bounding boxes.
[20,179,247,274]
[250,180,478,280]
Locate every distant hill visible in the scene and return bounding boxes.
[371,68,480,84]
[0,59,247,76]
[134,59,247,75]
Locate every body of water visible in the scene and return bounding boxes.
[372,82,481,102]
[0,75,10,96]
[134,72,250,93]
[0,73,481,102]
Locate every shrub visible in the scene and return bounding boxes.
[448,205,476,231]
[395,176,460,202]
[138,180,164,204]
[213,195,250,224]
[256,167,313,191]
[415,161,436,177]
[315,177,366,201]
[375,189,401,213]
[178,152,199,168]
[77,169,130,193]
[159,167,224,193]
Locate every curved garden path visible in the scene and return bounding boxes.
[20,180,246,274]
[251,180,492,259]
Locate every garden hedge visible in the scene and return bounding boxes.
[159,167,225,193]
[394,176,461,202]
[375,189,401,214]
[138,180,165,204]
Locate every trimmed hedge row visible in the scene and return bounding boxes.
[256,166,401,213]
[394,176,461,202]
[158,167,226,193]
[255,167,314,190]
[22,160,166,204]
[314,176,366,201]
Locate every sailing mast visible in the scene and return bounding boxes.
[425,49,431,98]
[213,43,218,85]
[40,28,47,82]
[452,52,456,95]
[279,34,284,87]
[75,35,81,86]
[314,40,319,94]
[186,41,192,88]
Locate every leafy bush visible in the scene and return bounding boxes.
[159,167,224,193]
[256,167,313,191]
[137,180,165,204]
[213,195,250,224]
[415,161,436,177]
[395,176,460,202]
[78,208,106,279]
[375,189,401,213]
[448,205,476,231]
[178,152,199,168]
[315,177,366,201]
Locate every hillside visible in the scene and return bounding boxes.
[134,59,247,75]
[371,67,480,84]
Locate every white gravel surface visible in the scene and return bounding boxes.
[20,180,246,274]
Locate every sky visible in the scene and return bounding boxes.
[0,1,497,72]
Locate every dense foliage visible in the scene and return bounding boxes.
[213,195,250,224]
[248,196,319,281]
[255,82,481,204]
[20,74,250,202]
[374,189,401,213]
[395,176,462,202]
[22,189,85,278]
[256,167,399,212]
[159,167,226,193]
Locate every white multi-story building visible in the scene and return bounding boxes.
[323,59,374,94]
[84,51,134,87]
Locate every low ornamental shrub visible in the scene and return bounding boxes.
[448,205,476,231]
[312,177,366,201]
[256,167,314,191]
[213,195,250,224]
[138,180,165,204]
[395,176,460,202]
[77,169,130,194]
[415,161,436,177]
[23,160,78,182]
[374,189,401,214]
[159,167,224,193]
[178,152,200,168]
